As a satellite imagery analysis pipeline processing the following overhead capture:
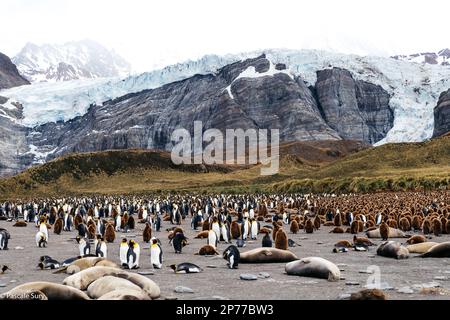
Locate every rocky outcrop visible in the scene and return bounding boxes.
[432,89,450,137]
[315,68,394,143]
[28,55,342,160]
[0,52,29,89]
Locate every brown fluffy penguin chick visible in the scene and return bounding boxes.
[168,227,184,240]
[127,216,135,230]
[54,218,63,234]
[313,216,321,230]
[194,230,209,239]
[122,212,129,227]
[399,217,411,232]
[440,217,447,234]
[230,221,241,239]
[329,227,344,233]
[387,219,398,229]
[74,214,83,230]
[290,220,299,234]
[350,289,387,300]
[380,222,390,241]
[274,229,288,250]
[334,240,353,248]
[412,215,422,231]
[350,221,359,234]
[272,222,281,240]
[305,219,314,234]
[259,227,272,235]
[357,220,364,232]
[196,245,219,256]
[143,222,152,243]
[333,213,342,227]
[422,219,432,235]
[202,220,210,232]
[353,235,374,247]
[406,235,427,245]
[87,224,96,239]
[104,223,115,243]
[365,220,375,229]
[13,220,27,227]
[432,218,442,236]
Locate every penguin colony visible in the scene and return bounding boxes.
[0,191,449,300]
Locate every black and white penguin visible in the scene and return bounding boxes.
[0,229,9,250]
[250,218,258,240]
[38,256,60,269]
[63,212,73,231]
[223,245,240,269]
[220,222,230,243]
[35,231,47,248]
[39,220,49,242]
[211,217,221,241]
[76,236,90,256]
[262,233,272,247]
[119,238,128,267]
[169,263,202,273]
[173,232,188,254]
[95,235,107,258]
[207,229,218,249]
[191,212,201,230]
[154,214,161,232]
[62,256,80,267]
[241,217,249,240]
[97,219,106,236]
[150,237,163,269]
[115,213,122,232]
[126,239,140,269]
[77,223,87,238]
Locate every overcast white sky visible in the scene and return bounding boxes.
[2,0,449,72]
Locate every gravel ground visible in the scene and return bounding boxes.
[1,218,449,300]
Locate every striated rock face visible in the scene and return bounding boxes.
[315,68,393,143]
[0,52,29,89]
[0,55,395,176]
[28,55,342,159]
[432,90,450,137]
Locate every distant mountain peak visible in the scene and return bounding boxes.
[12,40,132,83]
[391,48,450,66]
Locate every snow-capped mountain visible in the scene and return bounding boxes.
[2,49,450,144]
[12,40,132,82]
[391,49,450,66]
[0,48,449,176]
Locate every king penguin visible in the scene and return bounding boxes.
[119,238,128,267]
[96,235,107,258]
[150,237,163,269]
[76,236,90,256]
[208,228,218,249]
[127,239,140,269]
[35,231,47,248]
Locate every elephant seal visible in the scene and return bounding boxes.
[0,282,90,300]
[422,242,450,258]
[285,257,340,282]
[98,289,151,300]
[376,241,409,259]
[63,266,160,299]
[366,227,406,238]
[405,235,427,245]
[406,242,438,254]
[54,257,118,274]
[87,276,142,299]
[240,248,298,263]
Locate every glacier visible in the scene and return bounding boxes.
[1,49,450,144]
